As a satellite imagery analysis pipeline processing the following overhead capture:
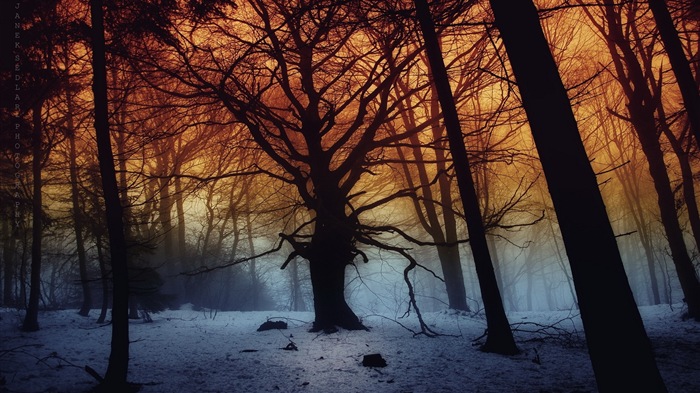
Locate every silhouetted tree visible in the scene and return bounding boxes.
[19,0,65,332]
[413,0,518,355]
[89,0,132,389]
[22,95,44,332]
[62,61,93,317]
[595,100,664,305]
[390,81,471,312]
[488,0,668,391]
[582,0,700,318]
[131,0,430,332]
[648,0,700,148]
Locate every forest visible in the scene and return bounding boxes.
[1,0,699,391]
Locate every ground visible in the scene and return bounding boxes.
[1,304,698,392]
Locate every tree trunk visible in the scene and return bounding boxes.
[488,235,516,311]
[307,187,365,332]
[157,169,174,268]
[658,110,700,252]
[96,232,109,324]
[635,214,662,305]
[19,241,27,307]
[599,2,700,319]
[631,109,700,317]
[67,90,92,317]
[396,129,470,311]
[489,0,667,391]
[2,216,15,306]
[308,251,363,332]
[290,258,306,311]
[392,84,470,312]
[129,299,140,319]
[90,0,131,389]
[648,0,700,149]
[431,93,471,312]
[173,169,187,259]
[22,100,44,332]
[245,183,258,310]
[414,0,518,355]
[435,243,469,310]
[605,121,662,305]
[288,213,307,312]
[170,167,187,299]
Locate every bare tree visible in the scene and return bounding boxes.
[581,0,700,318]
[488,0,667,390]
[89,0,131,389]
[595,92,664,304]
[648,0,700,148]
[22,95,45,332]
[413,0,518,355]
[130,0,441,332]
[20,0,66,332]
[62,57,93,317]
[390,73,471,312]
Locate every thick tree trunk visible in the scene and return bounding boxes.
[648,0,700,149]
[435,244,469,310]
[489,0,667,391]
[414,0,518,355]
[307,187,365,332]
[308,254,363,332]
[90,0,131,389]
[22,101,44,332]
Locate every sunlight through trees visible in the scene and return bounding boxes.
[2,0,699,390]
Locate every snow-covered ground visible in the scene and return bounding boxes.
[1,304,698,393]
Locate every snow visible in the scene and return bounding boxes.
[1,304,698,393]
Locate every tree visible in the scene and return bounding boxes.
[19,0,66,332]
[413,0,518,354]
[390,73,471,312]
[1,214,15,307]
[89,0,132,389]
[648,0,700,149]
[488,0,667,391]
[581,0,700,318]
[132,0,434,332]
[22,93,44,332]
[63,57,93,317]
[595,93,664,304]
